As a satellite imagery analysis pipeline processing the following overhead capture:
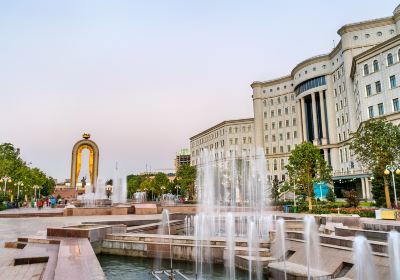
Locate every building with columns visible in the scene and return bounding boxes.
[190,5,400,200]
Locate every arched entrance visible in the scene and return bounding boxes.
[70,133,99,190]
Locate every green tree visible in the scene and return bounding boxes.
[0,143,55,201]
[326,187,336,202]
[350,119,400,208]
[153,173,169,196]
[127,175,145,198]
[176,164,196,199]
[286,142,332,210]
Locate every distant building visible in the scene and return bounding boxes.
[175,149,191,171]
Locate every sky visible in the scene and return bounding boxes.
[0,0,399,181]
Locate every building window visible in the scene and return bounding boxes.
[353,35,358,40]
[284,96,288,102]
[377,31,382,36]
[280,159,285,169]
[293,131,297,138]
[278,97,281,104]
[387,53,394,66]
[378,103,384,116]
[280,146,284,153]
[375,81,381,93]
[270,99,274,105]
[373,60,379,72]
[287,145,291,152]
[285,107,289,115]
[273,159,277,170]
[364,64,369,75]
[273,147,276,154]
[366,84,372,96]
[266,148,269,155]
[286,120,289,127]
[272,135,276,142]
[272,122,275,129]
[368,106,374,118]
[279,121,282,128]
[279,134,283,141]
[393,98,399,112]
[278,109,282,116]
[271,110,275,117]
[390,75,397,88]
[293,118,296,126]
[265,123,268,130]
[286,132,290,139]
[292,106,296,113]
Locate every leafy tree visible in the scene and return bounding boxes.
[371,170,400,207]
[286,142,332,210]
[153,173,169,196]
[350,119,400,208]
[0,143,55,201]
[127,175,145,198]
[176,164,196,199]
[326,187,336,202]
[271,178,280,205]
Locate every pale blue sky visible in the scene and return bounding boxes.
[0,1,398,180]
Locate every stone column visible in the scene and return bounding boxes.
[320,91,328,145]
[301,98,307,142]
[311,92,319,144]
[361,177,366,199]
[323,148,329,163]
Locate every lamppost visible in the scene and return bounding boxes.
[176,185,180,198]
[384,162,400,208]
[15,181,24,201]
[33,185,42,200]
[0,176,12,193]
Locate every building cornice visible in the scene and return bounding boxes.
[337,16,394,36]
[251,75,292,88]
[350,34,400,78]
[190,118,254,140]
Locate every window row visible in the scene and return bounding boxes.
[263,95,295,106]
[264,106,296,118]
[265,119,298,130]
[262,84,294,94]
[266,144,293,155]
[228,137,252,145]
[228,125,252,134]
[265,131,298,142]
[365,75,397,97]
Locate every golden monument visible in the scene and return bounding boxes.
[70,133,99,190]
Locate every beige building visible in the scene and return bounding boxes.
[191,5,400,199]
[175,149,191,171]
[190,118,254,166]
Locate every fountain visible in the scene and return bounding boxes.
[388,230,400,280]
[193,148,270,279]
[112,164,127,204]
[133,192,147,203]
[353,235,377,280]
[272,218,287,280]
[304,216,320,280]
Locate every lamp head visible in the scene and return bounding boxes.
[384,169,390,175]
[396,169,400,175]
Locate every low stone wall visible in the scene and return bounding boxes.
[47,224,127,242]
[158,205,197,214]
[63,206,131,216]
[335,227,388,241]
[100,233,270,264]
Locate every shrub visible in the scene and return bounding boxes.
[343,189,360,207]
[326,188,336,202]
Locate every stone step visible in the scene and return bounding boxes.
[235,255,277,272]
[268,261,331,280]
[224,246,271,257]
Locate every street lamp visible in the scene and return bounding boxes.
[33,185,42,200]
[384,162,400,208]
[15,181,24,201]
[0,176,12,193]
[176,185,180,198]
